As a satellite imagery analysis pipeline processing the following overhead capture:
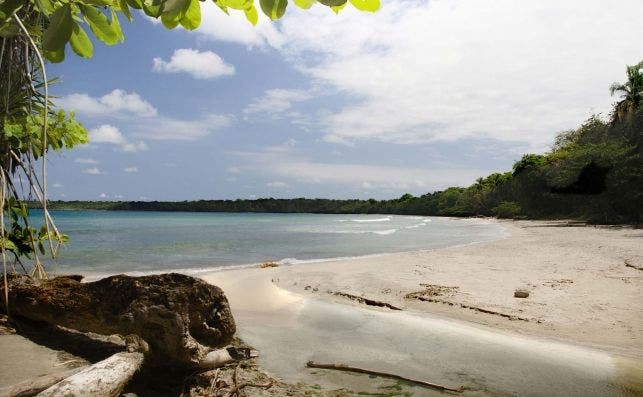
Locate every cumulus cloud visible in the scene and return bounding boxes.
[74,158,98,164]
[82,167,104,175]
[244,89,312,114]
[58,89,157,117]
[267,181,289,188]
[268,0,643,148]
[153,48,235,79]
[89,125,149,152]
[135,114,232,140]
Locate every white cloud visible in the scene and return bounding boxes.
[99,193,108,198]
[153,48,235,80]
[89,125,149,152]
[267,181,289,188]
[52,183,64,188]
[124,166,139,173]
[74,158,98,164]
[134,114,232,140]
[82,167,103,175]
[58,89,157,117]
[244,89,312,114]
[226,166,242,174]
[231,148,491,192]
[272,0,643,148]
[195,2,283,47]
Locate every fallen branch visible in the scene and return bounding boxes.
[406,295,531,322]
[330,291,402,310]
[625,259,643,271]
[306,361,464,393]
[36,352,144,397]
[0,366,87,397]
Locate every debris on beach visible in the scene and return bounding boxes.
[514,289,530,298]
[259,261,279,268]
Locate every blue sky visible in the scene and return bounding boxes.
[46,0,643,201]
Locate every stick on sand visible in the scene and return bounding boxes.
[306,361,464,393]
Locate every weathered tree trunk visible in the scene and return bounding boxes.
[0,366,87,397]
[36,352,144,397]
[2,273,236,368]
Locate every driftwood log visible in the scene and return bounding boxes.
[2,273,236,368]
[37,352,145,397]
[0,366,88,397]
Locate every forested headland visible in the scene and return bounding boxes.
[39,63,642,224]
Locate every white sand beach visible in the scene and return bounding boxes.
[202,220,643,357]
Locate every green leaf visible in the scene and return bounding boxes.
[349,0,378,12]
[220,0,251,10]
[163,0,191,13]
[259,0,287,20]
[33,0,55,16]
[331,2,345,13]
[212,0,229,14]
[293,0,315,9]
[160,0,190,28]
[161,12,180,28]
[81,5,119,45]
[126,0,143,9]
[142,0,163,17]
[42,4,73,52]
[243,4,257,25]
[0,237,17,252]
[69,22,93,58]
[179,0,201,30]
[0,19,20,37]
[317,0,345,6]
[0,0,23,21]
[119,0,133,20]
[111,9,124,42]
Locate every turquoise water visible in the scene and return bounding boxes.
[32,211,505,278]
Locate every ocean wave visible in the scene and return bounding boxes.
[326,228,398,235]
[353,217,391,222]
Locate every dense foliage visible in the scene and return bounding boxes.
[1,0,379,63]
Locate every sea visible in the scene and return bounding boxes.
[29,210,506,278]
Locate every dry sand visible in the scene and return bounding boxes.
[202,219,643,358]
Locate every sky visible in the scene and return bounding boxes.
[46,0,643,201]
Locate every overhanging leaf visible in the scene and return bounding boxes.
[81,4,119,45]
[69,22,93,58]
[317,0,345,6]
[179,0,201,30]
[42,4,73,52]
[243,4,257,25]
[259,0,287,20]
[331,2,345,13]
[293,0,315,9]
[349,0,378,12]
[119,0,133,20]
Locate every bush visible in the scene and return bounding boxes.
[493,201,522,219]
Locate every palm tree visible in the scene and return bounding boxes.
[609,61,643,123]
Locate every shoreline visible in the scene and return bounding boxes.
[201,219,643,359]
